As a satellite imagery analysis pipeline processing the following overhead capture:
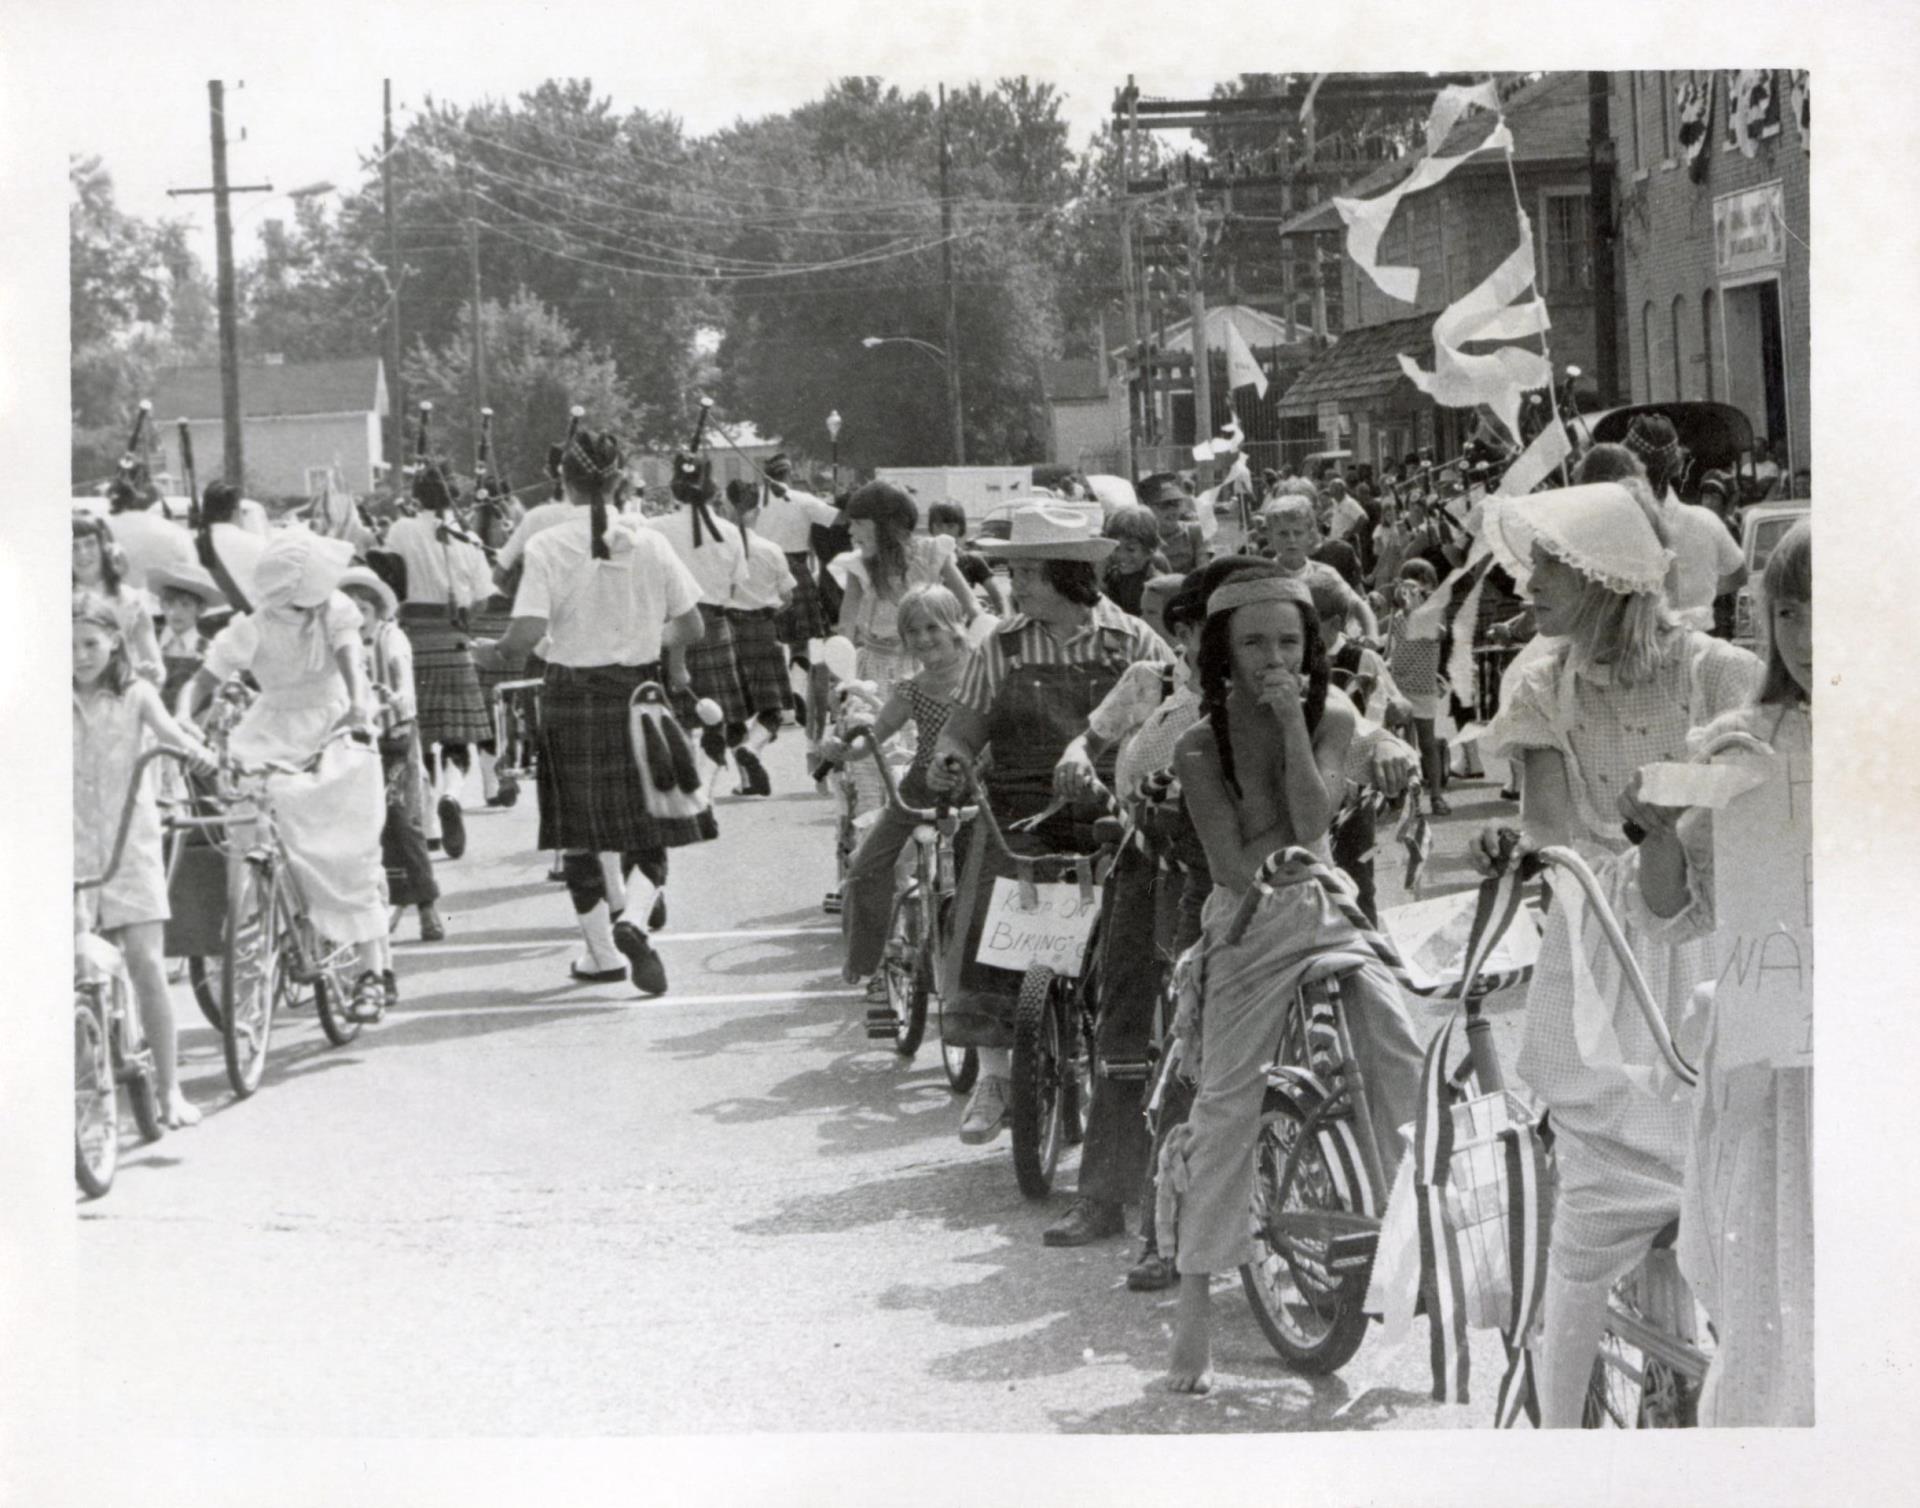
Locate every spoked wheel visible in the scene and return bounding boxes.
[74,996,118,1198]
[308,923,363,1048]
[1009,964,1073,1198]
[1583,1261,1707,1428]
[189,956,222,1029]
[221,859,283,1098]
[1239,1084,1372,1375]
[878,891,929,1057]
[930,894,977,1093]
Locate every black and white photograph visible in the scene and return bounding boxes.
[5,3,1915,1502]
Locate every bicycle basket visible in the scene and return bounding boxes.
[1443,1087,1541,1331]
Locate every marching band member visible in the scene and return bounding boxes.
[475,424,711,995]
[383,456,497,859]
[721,482,799,796]
[752,451,842,715]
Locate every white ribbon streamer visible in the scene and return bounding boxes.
[1398,230,1552,443]
[1494,420,1573,498]
[1334,121,1514,305]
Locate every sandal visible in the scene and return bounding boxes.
[347,970,387,1024]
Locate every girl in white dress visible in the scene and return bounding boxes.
[1622,520,1813,1425]
[830,482,979,700]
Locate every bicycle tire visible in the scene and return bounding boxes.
[880,891,928,1057]
[221,859,281,1098]
[189,956,222,1029]
[74,998,117,1198]
[310,924,362,1048]
[1010,964,1067,1199]
[124,1042,166,1145]
[1583,1263,1705,1428]
[1239,1081,1372,1375]
[929,892,977,1093]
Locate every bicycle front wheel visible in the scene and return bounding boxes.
[221,859,283,1098]
[309,923,362,1048]
[930,894,977,1093]
[1239,1082,1373,1375]
[188,956,222,1029]
[74,996,118,1198]
[1010,964,1069,1199]
[879,890,929,1058]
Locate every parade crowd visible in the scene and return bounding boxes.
[74,407,1810,1427]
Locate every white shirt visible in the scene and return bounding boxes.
[1661,490,1745,626]
[515,514,702,668]
[384,514,495,610]
[1325,494,1368,542]
[735,532,797,611]
[495,499,577,570]
[645,508,751,607]
[106,509,197,591]
[751,486,840,554]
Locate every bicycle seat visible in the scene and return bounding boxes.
[1092,816,1125,849]
[1297,954,1365,989]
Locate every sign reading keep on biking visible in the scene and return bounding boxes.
[975,878,1103,978]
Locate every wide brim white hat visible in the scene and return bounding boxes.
[973,499,1116,562]
[144,561,228,609]
[1482,481,1675,597]
[338,564,399,617]
[253,527,356,610]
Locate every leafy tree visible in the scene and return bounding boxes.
[399,288,636,497]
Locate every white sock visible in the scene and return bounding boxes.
[978,1047,1012,1081]
[597,852,629,918]
[479,748,500,800]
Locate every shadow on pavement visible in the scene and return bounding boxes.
[694,1046,962,1154]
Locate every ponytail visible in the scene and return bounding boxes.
[559,426,624,561]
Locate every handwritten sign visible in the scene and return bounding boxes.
[974,877,1102,978]
[1380,890,1543,996]
[1710,753,1811,1070]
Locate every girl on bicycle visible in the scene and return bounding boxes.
[73,513,163,687]
[1164,565,1425,1393]
[819,584,972,1014]
[1470,479,1762,1426]
[829,482,979,702]
[186,530,391,1022]
[1622,519,1812,1426]
[74,592,217,1127]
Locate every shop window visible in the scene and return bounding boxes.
[1627,75,1643,172]
[1641,301,1659,402]
[1671,295,1687,397]
[1540,192,1591,294]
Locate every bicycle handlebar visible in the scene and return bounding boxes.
[217,725,375,802]
[840,725,980,826]
[75,746,198,893]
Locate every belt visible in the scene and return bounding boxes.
[543,660,663,684]
[721,605,778,620]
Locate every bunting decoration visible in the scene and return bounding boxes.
[1790,69,1809,151]
[1224,318,1270,398]
[1676,72,1713,182]
[1727,69,1776,159]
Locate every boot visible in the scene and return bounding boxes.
[570,900,627,983]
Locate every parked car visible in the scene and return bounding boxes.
[1731,498,1811,651]
[1585,401,1772,504]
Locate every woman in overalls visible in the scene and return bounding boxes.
[928,503,1177,1145]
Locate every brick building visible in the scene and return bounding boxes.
[1609,70,1809,489]
[153,356,389,499]
[1274,72,1599,474]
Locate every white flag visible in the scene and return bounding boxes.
[1336,121,1512,304]
[1223,319,1269,398]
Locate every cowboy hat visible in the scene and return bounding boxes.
[339,564,399,618]
[1136,472,1191,509]
[973,501,1116,562]
[145,561,228,610]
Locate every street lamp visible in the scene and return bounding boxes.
[826,409,842,492]
[860,336,965,465]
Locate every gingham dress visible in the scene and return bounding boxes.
[1479,632,1762,1192]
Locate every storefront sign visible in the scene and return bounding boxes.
[1714,182,1786,278]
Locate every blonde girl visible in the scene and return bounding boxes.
[1470,480,1763,1427]
[73,592,217,1127]
[73,513,163,687]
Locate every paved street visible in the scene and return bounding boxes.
[80,732,1529,1436]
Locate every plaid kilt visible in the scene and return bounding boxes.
[465,596,519,702]
[399,605,495,747]
[671,604,751,728]
[728,608,790,716]
[537,662,719,854]
[775,553,828,646]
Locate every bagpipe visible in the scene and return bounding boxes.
[672,396,733,546]
[108,401,158,511]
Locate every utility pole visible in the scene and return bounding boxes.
[466,174,488,414]
[384,79,405,482]
[1588,70,1620,405]
[1117,78,1141,478]
[170,82,271,490]
[1185,185,1213,482]
[937,84,966,466]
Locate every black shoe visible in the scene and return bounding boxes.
[437,797,467,859]
[1428,794,1452,818]
[1042,1197,1126,1248]
[647,892,667,931]
[494,775,519,809]
[734,747,772,797]
[381,969,400,1012]
[791,693,807,728]
[347,970,387,1024]
[612,918,669,997]
[569,962,626,984]
[1126,1242,1178,1291]
[428,837,444,853]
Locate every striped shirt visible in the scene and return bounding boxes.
[956,593,1175,718]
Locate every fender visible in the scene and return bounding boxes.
[1259,1066,1378,1220]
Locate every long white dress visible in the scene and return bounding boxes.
[204,595,387,945]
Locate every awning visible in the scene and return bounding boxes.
[1274,314,1434,417]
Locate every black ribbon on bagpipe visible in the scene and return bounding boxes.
[672,396,732,550]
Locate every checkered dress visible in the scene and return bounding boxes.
[398,605,495,747]
[728,607,791,717]
[538,662,719,854]
[1480,631,1762,1177]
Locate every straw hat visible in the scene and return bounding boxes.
[1481,482,1675,596]
[972,501,1116,562]
[145,561,228,610]
[339,564,399,618]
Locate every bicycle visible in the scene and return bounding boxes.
[206,727,382,1097]
[74,746,198,1198]
[842,727,980,1093]
[812,679,890,916]
[1205,836,1711,1420]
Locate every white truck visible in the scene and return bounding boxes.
[873,466,1035,532]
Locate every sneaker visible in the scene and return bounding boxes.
[959,1075,1011,1145]
[381,969,400,1012]
[863,973,892,1005]
[438,797,467,859]
[1126,1242,1178,1292]
[612,918,669,997]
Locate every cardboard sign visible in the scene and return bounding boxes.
[1380,889,1543,996]
[974,877,1102,978]
[1709,753,1812,1070]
